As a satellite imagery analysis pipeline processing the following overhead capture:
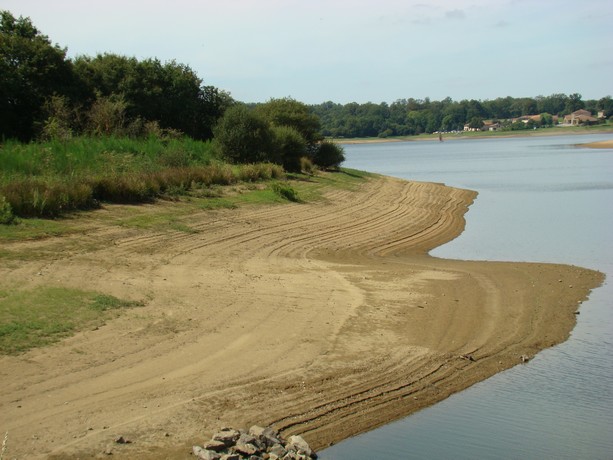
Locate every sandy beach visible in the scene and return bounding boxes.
[0,175,603,459]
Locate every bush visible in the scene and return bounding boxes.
[314,140,345,169]
[300,156,316,175]
[212,105,274,164]
[271,182,301,202]
[0,195,15,224]
[271,125,308,172]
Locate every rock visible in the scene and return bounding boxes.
[193,446,221,460]
[114,436,131,444]
[520,355,530,363]
[234,441,259,456]
[238,432,261,447]
[269,443,287,458]
[220,454,240,460]
[249,425,282,447]
[287,435,315,458]
[213,428,241,447]
[205,440,228,452]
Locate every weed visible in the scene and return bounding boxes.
[0,196,15,224]
[271,182,301,202]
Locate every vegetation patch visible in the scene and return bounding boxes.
[271,182,301,202]
[0,287,142,354]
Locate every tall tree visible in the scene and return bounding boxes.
[0,10,76,140]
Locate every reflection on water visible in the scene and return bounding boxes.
[320,134,613,460]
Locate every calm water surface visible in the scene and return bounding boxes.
[320,134,613,460]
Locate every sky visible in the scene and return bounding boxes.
[3,0,612,104]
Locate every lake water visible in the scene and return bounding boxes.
[320,133,613,460]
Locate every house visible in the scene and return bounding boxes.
[482,121,501,131]
[563,109,598,125]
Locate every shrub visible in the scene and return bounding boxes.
[0,195,15,224]
[271,125,308,173]
[300,156,316,175]
[313,140,345,169]
[212,105,274,164]
[271,182,301,202]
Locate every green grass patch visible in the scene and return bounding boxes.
[0,287,143,354]
[0,136,286,219]
[0,217,81,241]
[271,182,301,202]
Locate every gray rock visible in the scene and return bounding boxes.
[220,454,240,460]
[269,443,287,458]
[234,441,259,456]
[213,428,241,447]
[193,446,221,460]
[205,440,228,453]
[249,425,282,447]
[287,435,314,458]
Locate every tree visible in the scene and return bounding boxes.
[468,116,484,130]
[564,93,584,114]
[0,10,76,140]
[539,113,554,127]
[271,125,307,172]
[212,105,274,164]
[73,54,231,139]
[255,98,322,150]
[596,96,613,117]
[314,140,345,170]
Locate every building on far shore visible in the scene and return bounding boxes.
[563,109,598,125]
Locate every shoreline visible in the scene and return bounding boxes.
[578,139,613,149]
[0,175,604,459]
[336,127,613,144]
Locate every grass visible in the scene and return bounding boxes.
[0,167,372,242]
[0,287,143,354]
[0,136,285,219]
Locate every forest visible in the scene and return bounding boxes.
[311,94,613,139]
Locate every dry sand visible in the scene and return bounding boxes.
[579,139,613,149]
[0,175,604,459]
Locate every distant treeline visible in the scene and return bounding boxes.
[2,8,612,148]
[310,95,613,139]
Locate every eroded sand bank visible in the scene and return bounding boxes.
[0,175,603,459]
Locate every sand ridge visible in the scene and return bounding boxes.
[0,175,604,459]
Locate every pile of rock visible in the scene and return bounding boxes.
[192,426,317,460]
[192,425,317,460]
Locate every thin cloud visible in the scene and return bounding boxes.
[495,20,510,27]
[445,9,466,19]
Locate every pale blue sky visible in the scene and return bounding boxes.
[3,0,612,103]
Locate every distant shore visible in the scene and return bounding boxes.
[336,126,613,144]
[579,139,613,149]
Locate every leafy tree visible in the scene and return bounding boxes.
[87,94,128,136]
[73,54,231,139]
[271,125,307,172]
[539,112,554,127]
[314,140,345,170]
[564,93,584,114]
[255,98,322,149]
[212,105,273,164]
[0,10,77,140]
[596,96,613,117]
[468,116,484,130]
